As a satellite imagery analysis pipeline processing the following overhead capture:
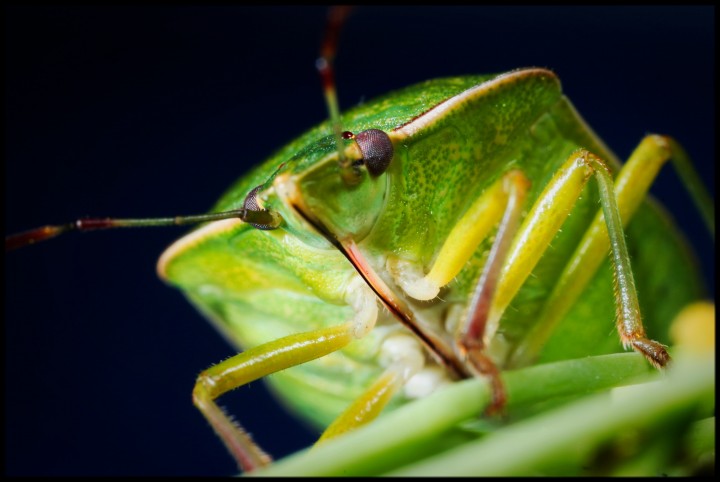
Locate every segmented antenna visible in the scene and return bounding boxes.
[5,208,281,252]
[316,6,359,185]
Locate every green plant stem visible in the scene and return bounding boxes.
[391,357,713,476]
[252,352,675,476]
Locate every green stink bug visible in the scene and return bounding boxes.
[5,6,714,476]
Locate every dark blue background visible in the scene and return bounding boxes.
[5,6,714,476]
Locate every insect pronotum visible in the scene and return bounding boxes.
[5,6,714,476]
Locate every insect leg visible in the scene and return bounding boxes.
[508,135,713,368]
[387,170,532,412]
[316,6,360,185]
[386,170,531,411]
[388,170,528,301]
[584,151,670,367]
[454,171,530,413]
[315,334,425,444]
[479,141,679,371]
[192,276,379,472]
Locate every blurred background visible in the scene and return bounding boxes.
[4,6,714,476]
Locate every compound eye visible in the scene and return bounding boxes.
[242,185,277,230]
[354,129,393,177]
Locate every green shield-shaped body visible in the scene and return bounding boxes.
[159,69,703,429]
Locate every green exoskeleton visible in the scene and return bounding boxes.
[155,68,714,470]
[5,6,714,476]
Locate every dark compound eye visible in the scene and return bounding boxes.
[242,185,277,230]
[354,129,393,177]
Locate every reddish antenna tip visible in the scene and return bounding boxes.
[5,225,71,252]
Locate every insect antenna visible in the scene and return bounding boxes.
[5,207,281,252]
[315,6,360,185]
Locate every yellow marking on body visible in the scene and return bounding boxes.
[156,218,243,280]
[392,68,559,141]
[286,70,557,181]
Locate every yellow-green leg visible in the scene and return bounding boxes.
[454,170,531,413]
[477,144,667,370]
[387,135,711,414]
[315,334,425,444]
[192,277,378,472]
[385,170,533,413]
[388,169,524,302]
[315,369,404,445]
[193,324,355,471]
[507,135,714,368]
